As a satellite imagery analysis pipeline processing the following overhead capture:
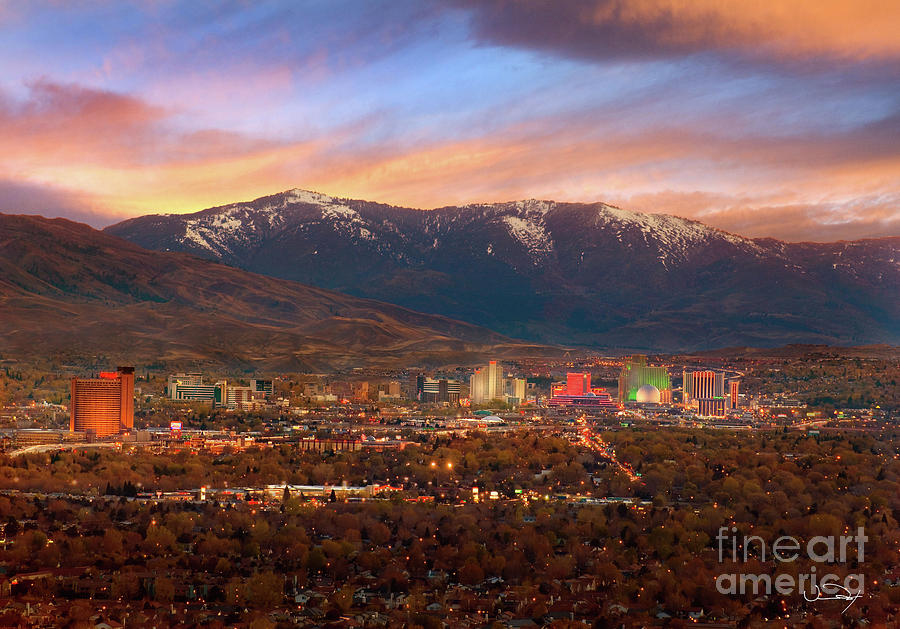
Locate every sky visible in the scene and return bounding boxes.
[0,0,898,241]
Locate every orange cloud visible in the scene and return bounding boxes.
[456,0,900,65]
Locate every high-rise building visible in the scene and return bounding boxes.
[70,367,134,437]
[684,370,725,403]
[352,381,370,401]
[683,369,729,416]
[378,381,403,402]
[251,379,274,398]
[566,372,591,396]
[618,356,671,402]
[729,379,740,409]
[422,378,461,404]
[410,374,426,401]
[469,361,503,404]
[226,386,253,410]
[504,377,527,405]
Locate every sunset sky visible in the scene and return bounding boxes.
[1,0,898,241]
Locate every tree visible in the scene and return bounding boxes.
[245,571,283,609]
[111,573,141,600]
[306,547,326,573]
[143,524,177,554]
[328,585,355,614]
[459,558,484,585]
[249,617,275,629]
[154,576,175,603]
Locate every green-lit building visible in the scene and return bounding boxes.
[617,355,671,402]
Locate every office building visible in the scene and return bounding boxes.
[70,367,134,437]
[352,381,370,402]
[422,378,462,404]
[618,356,671,402]
[168,373,225,406]
[226,386,254,410]
[169,372,202,388]
[378,381,403,402]
[410,374,426,401]
[251,379,274,398]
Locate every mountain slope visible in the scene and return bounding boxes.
[106,189,900,351]
[0,213,548,370]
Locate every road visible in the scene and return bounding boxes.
[7,442,120,457]
[575,417,643,484]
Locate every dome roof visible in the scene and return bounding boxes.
[635,384,661,403]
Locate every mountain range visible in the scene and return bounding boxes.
[106,189,900,351]
[0,213,550,370]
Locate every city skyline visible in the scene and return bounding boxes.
[0,3,897,625]
[0,1,897,241]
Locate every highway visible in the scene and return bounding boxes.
[7,442,120,458]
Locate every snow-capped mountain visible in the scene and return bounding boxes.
[106,189,900,350]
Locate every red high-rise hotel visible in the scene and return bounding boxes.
[548,371,616,408]
[70,367,134,437]
[566,372,591,396]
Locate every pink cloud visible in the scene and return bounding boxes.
[0,79,897,242]
[621,190,900,242]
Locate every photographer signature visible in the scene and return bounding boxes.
[803,582,862,613]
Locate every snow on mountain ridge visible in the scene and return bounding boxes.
[502,215,553,262]
[514,199,554,215]
[320,203,358,221]
[314,201,376,241]
[594,204,763,259]
[284,189,335,205]
[179,203,284,254]
[173,189,768,262]
[463,199,555,219]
